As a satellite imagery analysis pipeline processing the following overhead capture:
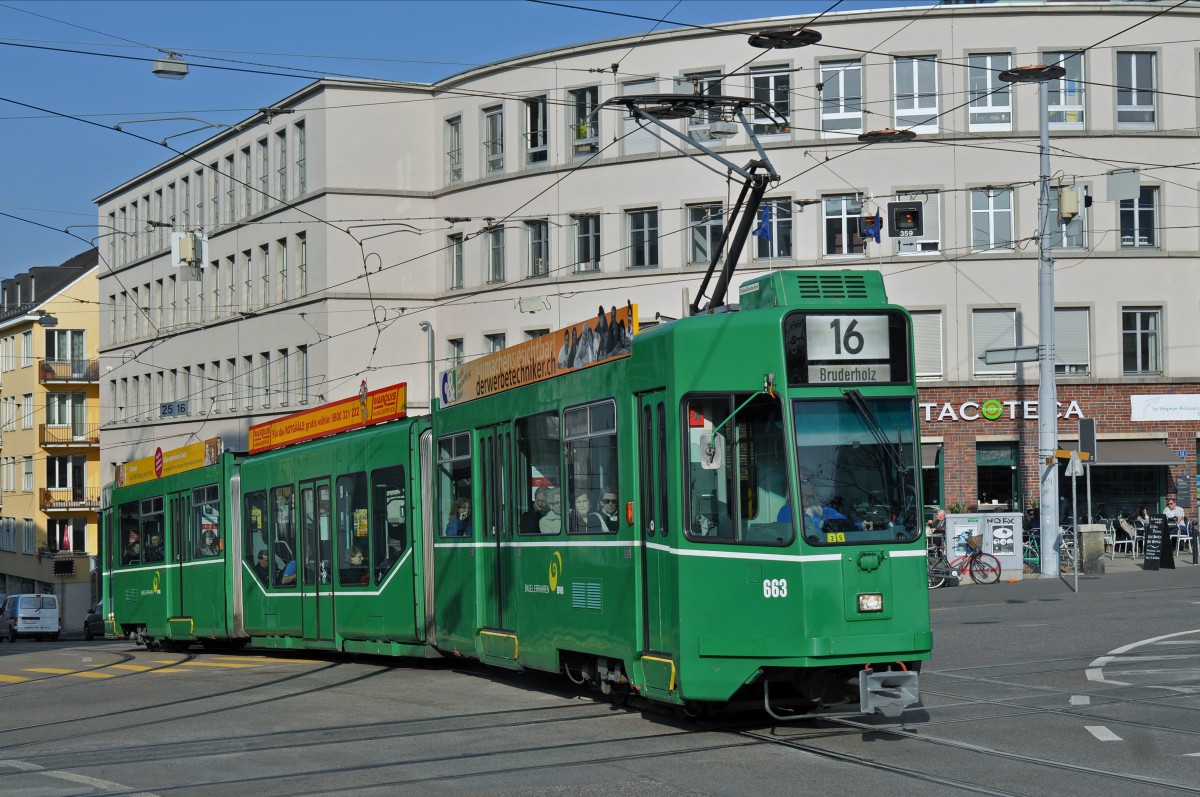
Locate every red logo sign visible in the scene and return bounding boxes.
[153,447,164,478]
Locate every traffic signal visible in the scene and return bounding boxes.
[887,201,923,238]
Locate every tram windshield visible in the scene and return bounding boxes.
[791,396,920,545]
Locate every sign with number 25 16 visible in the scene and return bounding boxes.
[159,401,190,418]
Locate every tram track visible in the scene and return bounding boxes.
[0,646,146,693]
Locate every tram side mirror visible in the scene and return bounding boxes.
[699,433,724,470]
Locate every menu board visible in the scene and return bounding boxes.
[1141,514,1175,570]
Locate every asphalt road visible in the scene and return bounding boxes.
[1,563,1196,796]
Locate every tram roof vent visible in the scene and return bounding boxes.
[738,270,886,310]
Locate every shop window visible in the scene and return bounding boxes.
[977,442,1019,510]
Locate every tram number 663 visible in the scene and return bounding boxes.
[763,578,789,598]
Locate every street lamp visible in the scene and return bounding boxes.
[1000,63,1066,577]
[152,52,189,80]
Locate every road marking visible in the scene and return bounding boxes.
[0,758,161,796]
[108,663,153,671]
[67,670,115,679]
[0,674,30,683]
[1069,695,1090,706]
[1086,726,1122,742]
[176,661,260,669]
[1185,753,1200,757]
[148,669,187,674]
[23,667,74,675]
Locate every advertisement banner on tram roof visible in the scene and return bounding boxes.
[117,437,223,488]
[439,303,638,407]
[248,382,407,454]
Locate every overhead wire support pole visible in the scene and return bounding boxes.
[1000,63,1065,578]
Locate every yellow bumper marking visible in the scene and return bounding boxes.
[24,667,74,675]
[68,671,115,679]
[641,655,677,692]
[148,668,187,674]
[107,664,153,671]
[0,674,31,683]
[176,661,260,669]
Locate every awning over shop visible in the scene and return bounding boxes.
[920,443,941,469]
[1062,439,1181,466]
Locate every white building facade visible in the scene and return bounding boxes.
[96,1,1200,516]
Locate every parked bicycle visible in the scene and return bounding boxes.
[1022,530,1074,574]
[946,531,1002,585]
[927,534,960,589]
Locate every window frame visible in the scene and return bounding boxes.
[482,105,505,175]
[524,96,548,165]
[753,198,793,260]
[1045,51,1085,130]
[819,59,862,137]
[971,308,1018,377]
[970,188,1014,252]
[822,194,864,257]
[894,55,939,134]
[967,53,1012,132]
[1121,306,1162,375]
[574,214,600,272]
[526,220,549,278]
[626,208,659,269]
[1119,186,1158,249]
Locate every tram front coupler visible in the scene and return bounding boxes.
[858,664,919,717]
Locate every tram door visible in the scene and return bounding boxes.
[169,489,190,616]
[479,425,517,632]
[299,478,334,641]
[638,391,672,654]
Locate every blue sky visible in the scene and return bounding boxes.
[0,0,930,276]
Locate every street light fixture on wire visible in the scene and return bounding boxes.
[999,62,1066,577]
[600,27,820,317]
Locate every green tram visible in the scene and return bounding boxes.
[102,270,930,716]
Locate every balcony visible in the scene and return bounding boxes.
[40,487,100,512]
[39,423,100,447]
[39,358,100,384]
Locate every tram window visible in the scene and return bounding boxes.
[336,473,369,587]
[193,484,221,557]
[516,412,561,535]
[271,485,296,587]
[141,496,165,562]
[118,500,141,566]
[370,465,406,584]
[792,397,920,546]
[244,490,268,583]
[685,394,793,546]
[564,400,618,535]
[438,432,473,538]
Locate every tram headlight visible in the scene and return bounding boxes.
[857,592,884,613]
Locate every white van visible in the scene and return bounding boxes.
[1,593,61,641]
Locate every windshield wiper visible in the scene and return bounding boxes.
[842,389,907,475]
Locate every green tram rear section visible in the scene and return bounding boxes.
[102,270,931,716]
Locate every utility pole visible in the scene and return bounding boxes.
[1000,63,1066,576]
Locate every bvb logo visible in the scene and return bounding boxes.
[548,551,563,593]
[153,571,161,594]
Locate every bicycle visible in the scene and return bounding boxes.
[926,535,960,589]
[1023,530,1073,574]
[947,531,1002,584]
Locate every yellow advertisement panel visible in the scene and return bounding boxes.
[117,438,223,488]
[439,303,637,407]
[248,381,407,454]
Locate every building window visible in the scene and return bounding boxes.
[257,138,269,210]
[574,214,600,272]
[1120,186,1158,248]
[260,352,271,407]
[223,155,235,224]
[295,346,308,405]
[180,175,190,229]
[750,67,790,135]
[259,244,271,308]
[486,227,506,283]
[241,146,252,217]
[195,169,205,229]
[210,162,220,228]
[687,203,724,266]
[896,191,940,254]
[448,234,464,289]
[1055,307,1090,376]
[1050,186,1086,249]
[823,194,863,256]
[24,518,37,554]
[972,308,1017,377]
[627,209,659,269]
[296,232,307,297]
[621,79,658,155]
[243,249,254,311]
[526,220,549,278]
[445,116,463,184]
[20,393,31,429]
[524,96,548,165]
[276,239,288,303]
[894,56,938,134]
[482,106,504,174]
[970,188,1013,251]
[911,311,943,379]
[754,198,793,260]
[967,53,1012,131]
[820,59,862,137]
[276,350,288,407]
[275,130,288,204]
[22,456,33,492]
[570,86,600,157]
[21,330,32,367]
[448,338,464,367]
[1116,52,1155,128]
[1122,307,1161,375]
[680,72,722,137]
[294,120,307,193]
[1046,51,1085,129]
[525,328,549,341]
[485,333,506,353]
